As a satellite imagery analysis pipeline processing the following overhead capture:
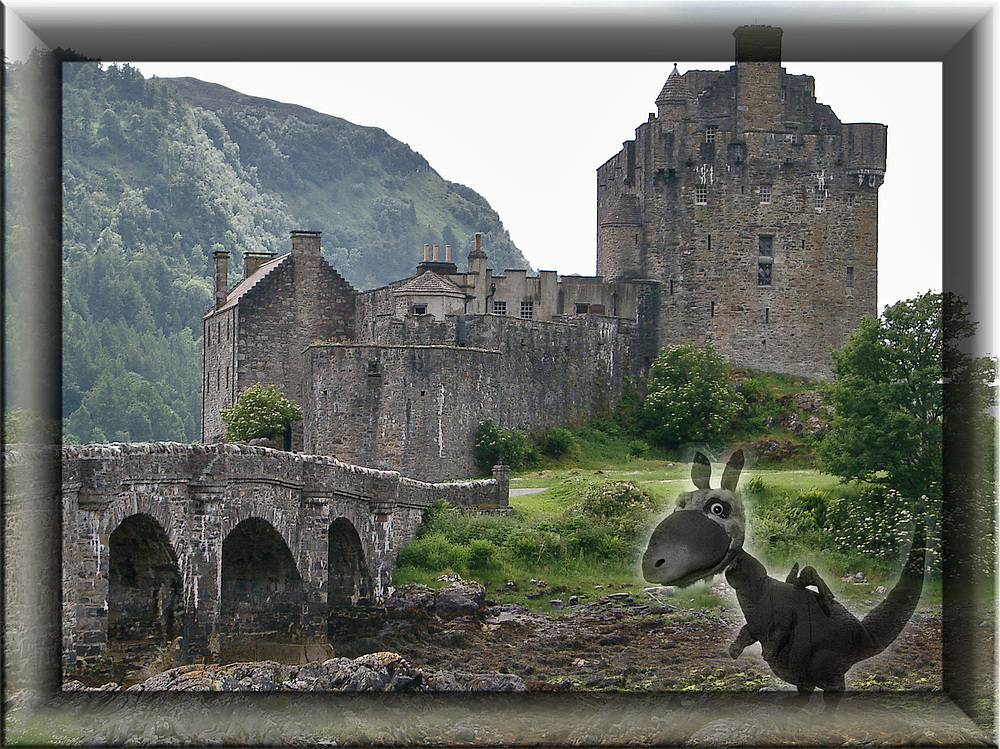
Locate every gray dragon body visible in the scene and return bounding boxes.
[642,450,926,707]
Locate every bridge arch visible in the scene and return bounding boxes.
[99,493,178,551]
[327,517,372,608]
[220,516,307,638]
[108,513,182,640]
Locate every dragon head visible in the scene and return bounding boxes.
[642,450,746,587]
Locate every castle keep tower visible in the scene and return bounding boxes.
[597,25,885,378]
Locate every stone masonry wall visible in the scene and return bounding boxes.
[304,314,637,480]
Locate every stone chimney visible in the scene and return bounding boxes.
[290,230,322,259]
[244,250,275,279]
[733,25,784,133]
[432,244,439,262]
[424,244,430,262]
[213,249,230,310]
[734,24,782,62]
[445,244,452,263]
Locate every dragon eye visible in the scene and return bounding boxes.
[709,501,728,518]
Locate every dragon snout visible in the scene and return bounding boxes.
[642,510,733,587]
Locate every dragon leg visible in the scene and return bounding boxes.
[729,624,757,658]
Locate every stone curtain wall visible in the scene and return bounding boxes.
[304,314,637,480]
[5,442,504,679]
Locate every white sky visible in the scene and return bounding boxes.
[131,60,942,310]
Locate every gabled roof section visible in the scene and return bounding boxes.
[392,270,465,297]
[206,252,289,317]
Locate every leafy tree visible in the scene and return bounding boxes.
[221,383,302,442]
[473,419,533,473]
[818,292,996,505]
[639,343,742,448]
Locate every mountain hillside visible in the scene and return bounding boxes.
[53,62,529,444]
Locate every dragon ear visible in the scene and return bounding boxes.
[692,452,711,490]
[721,450,744,492]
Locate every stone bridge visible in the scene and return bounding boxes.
[7,443,509,679]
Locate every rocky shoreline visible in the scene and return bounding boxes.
[65,650,526,693]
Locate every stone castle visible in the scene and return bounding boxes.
[202,26,885,481]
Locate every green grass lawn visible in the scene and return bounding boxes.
[396,456,946,615]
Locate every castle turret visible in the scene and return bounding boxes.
[656,64,695,121]
[598,194,643,280]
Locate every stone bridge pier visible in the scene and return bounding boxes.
[38,443,508,679]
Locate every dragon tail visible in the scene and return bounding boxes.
[855,523,927,662]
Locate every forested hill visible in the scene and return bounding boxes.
[54,62,529,444]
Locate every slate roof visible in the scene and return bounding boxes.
[392,270,465,297]
[207,252,288,317]
[656,64,694,106]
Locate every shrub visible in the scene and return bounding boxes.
[640,344,743,448]
[467,539,502,571]
[579,480,655,520]
[537,426,577,457]
[628,439,651,458]
[396,532,468,571]
[825,487,941,571]
[221,383,302,442]
[796,488,830,529]
[473,419,533,473]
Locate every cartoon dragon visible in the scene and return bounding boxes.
[642,450,926,708]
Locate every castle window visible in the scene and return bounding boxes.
[520,300,534,320]
[847,194,856,207]
[760,184,772,204]
[814,188,826,212]
[758,261,772,286]
[411,304,427,315]
[711,301,716,318]
[707,234,712,251]
[765,308,770,324]
[758,236,774,287]
[846,266,854,291]
[705,125,717,144]
[670,279,674,295]
[575,302,590,315]
[695,184,708,205]
[367,360,381,377]
[493,300,506,316]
